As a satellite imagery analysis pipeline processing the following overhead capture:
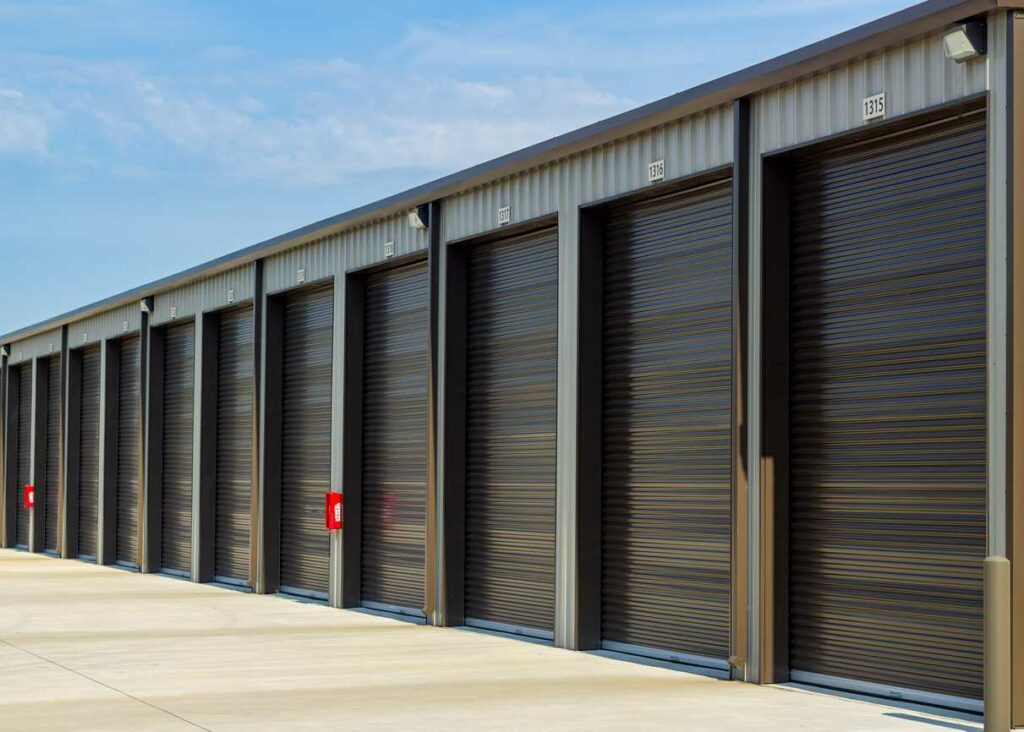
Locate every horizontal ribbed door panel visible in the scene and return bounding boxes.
[44,355,61,553]
[14,365,31,548]
[116,336,141,566]
[601,181,733,663]
[215,306,254,584]
[77,346,101,560]
[788,113,987,702]
[361,262,428,612]
[161,322,195,576]
[280,284,333,597]
[465,228,558,633]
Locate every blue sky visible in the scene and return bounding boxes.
[0,0,917,334]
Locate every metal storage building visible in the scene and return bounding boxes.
[0,0,1021,725]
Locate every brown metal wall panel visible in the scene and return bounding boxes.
[161,322,194,575]
[464,228,558,633]
[215,305,254,583]
[77,346,101,559]
[601,181,733,662]
[116,336,141,565]
[361,261,429,612]
[44,355,60,552]
[14,365,31,547]
[788,113,987,701]
[280,283,333,596]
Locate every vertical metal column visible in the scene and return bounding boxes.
[555,207,580,650]
[136,303,149,570]
[0,346,7,547]
[250,260,264,588]
[731,97,751,681]
[62,348,82,559]
[1008,10,1024,729]
[425,200,441,624]
[57,327,68,556]
[340,272,363,608]
[257,288,283,595]
[98,339,118,564]
[574,202,604,651]
[141,308,163,574]
[196,312,218,583]
[439,240,467,628]
[329,273,345,609]
[28,357,45,552]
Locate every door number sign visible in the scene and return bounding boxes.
[863,92,886,121]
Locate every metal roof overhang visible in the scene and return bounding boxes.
[1,0,1011,345]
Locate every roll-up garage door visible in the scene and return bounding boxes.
[116,336,141,567]
[44,355,61,553]
[788,112,987,706]
[280,284,333,597]
[361,261,428,614]
[465,228,558,636]
[601,181,733,667]
[215,305,253,585]
[14,365,31,548]
[161,322,195,576]
[77,345,101,560]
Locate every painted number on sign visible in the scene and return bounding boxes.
[648,159,665,183]
[497,206,511,226]
[383,241,395,258]
[862,92,886,121]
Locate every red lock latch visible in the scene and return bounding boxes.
[23,484,34,510]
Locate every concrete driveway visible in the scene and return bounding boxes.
[0,549,983,731]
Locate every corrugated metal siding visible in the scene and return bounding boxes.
[444,106,733,243]
[14,365,31,547]
[744,25,993,681]
[67,303,141,346]
[151,264,254,326]
[279,283,334,596]
[161,322,195,575]
[755,31,988,154]
[116,336,141,566]
[77,345,101,559]
[601,181,734,662]
[464,228,559,634]
[361,262,429,612]
[264,214,428,294]
[787,110,987,703]
[214,306,254,583]
[8,330,62,366]
[439,105,731,645]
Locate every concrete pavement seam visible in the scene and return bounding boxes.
[0,638,211,731]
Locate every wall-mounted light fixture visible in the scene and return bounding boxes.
[943,21,986,62]
[408,203,430,230]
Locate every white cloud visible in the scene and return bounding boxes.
[0,43,633,186]
[390,17,710,73]
[0,88,49,155]
[201,44,248,61]
[0,0,909,188]
[0,108,47,154]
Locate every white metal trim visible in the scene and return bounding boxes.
[361,600,427,619]
[277,585,329,603]
[600,640,731,672]
[789,670,984,715]
[464,617,554,641]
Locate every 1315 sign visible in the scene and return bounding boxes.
[862,92,886,121]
